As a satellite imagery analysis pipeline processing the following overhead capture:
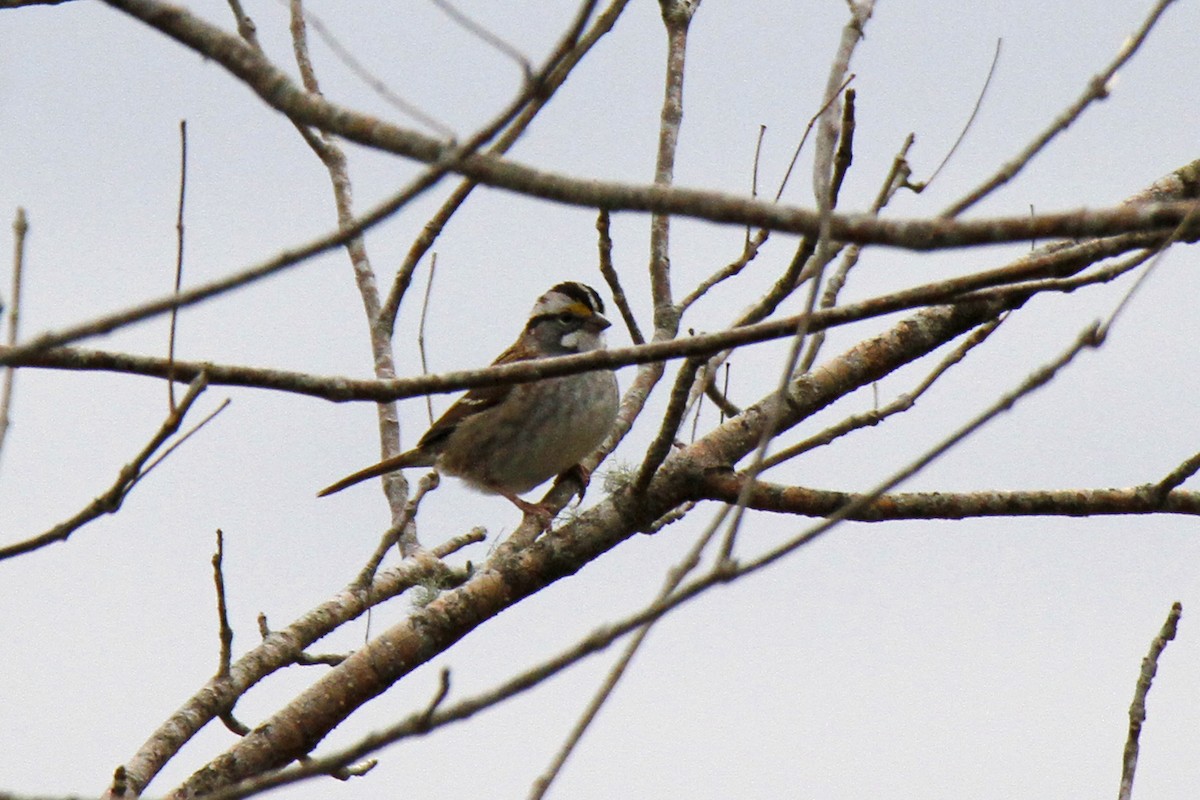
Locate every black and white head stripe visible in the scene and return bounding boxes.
[528,281,606,323]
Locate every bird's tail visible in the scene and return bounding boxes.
[317,453,424,497]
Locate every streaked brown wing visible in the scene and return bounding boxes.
[416,339,538,450]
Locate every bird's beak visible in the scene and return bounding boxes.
[586,313,612,333]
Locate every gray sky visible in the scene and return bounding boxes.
[2,1,1199,797]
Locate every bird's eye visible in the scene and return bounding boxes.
[557,312,575,324]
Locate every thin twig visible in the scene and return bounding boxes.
[356,471,441,587]
[418,254,438,425]
[746,123,766,248]
[417,668,452,730]
[168,119,187,412]
[213,529,235,679]
[212,529,251,736]
[257,613,346,668]
[1117,602,1182,800]
[799,88,859,372]
[1099,202,1196,337]
[943,0,1178,217]
[688,369,704,443]
[0,207,28,465]
[677,75,854,313]
[377,0,617,333]
[1153,451,1200,501]
[429,0,532,79]
[529,521,721,798]
[921,39,1002,189]
[595,209,644,345]
[288,0,415,544]
[139,397,230,477]
[633,355,700,490]
[761,316,1006,471]
[224,0,259,48]
[296,4,455,138]
[774,72,855,204]
[0,373,209,560]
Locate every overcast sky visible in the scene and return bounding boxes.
[3,1,1200,798]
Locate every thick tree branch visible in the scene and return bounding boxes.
[165,293,1016,795]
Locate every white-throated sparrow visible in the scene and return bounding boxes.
[318,281,620,519]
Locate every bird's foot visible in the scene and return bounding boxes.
[553,463,592,505]
[505,494,555,529]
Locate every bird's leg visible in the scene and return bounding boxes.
[503,493,555,529]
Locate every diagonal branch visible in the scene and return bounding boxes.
[2,244,1153,405]
[943,0,1179,217]
[1117,602,1182,800]
[377,0,625,333]
[116,532,483,795]
[164,295,1018,795]
[0,373,212,560]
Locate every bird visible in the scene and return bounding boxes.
[318,281,620,521]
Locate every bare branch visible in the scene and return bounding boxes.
[77,3,1200,252]
[1151,450,1200,502]
[297,3,454,137]
[355,470,442,587]
[921,38,1002,189]
[167,120,186,412]
[0,373,211,561]
[0,207,27,466]
[377,0,623,333]
[429,0,532,78]
[595,209,644,345]
[700,475,1200,520]
[943,0,1179,216]
[118,533,482,794]
[213,529,235,680]
[212,529,251,737]
[163,296,1016,795]
[289,0,414,535]
[416,667,452,730]
[4,240,1158,405]
[1118,602,1182,800]
[646,0,698,326]
[763,316,1006,470]
[417,254,438,425]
